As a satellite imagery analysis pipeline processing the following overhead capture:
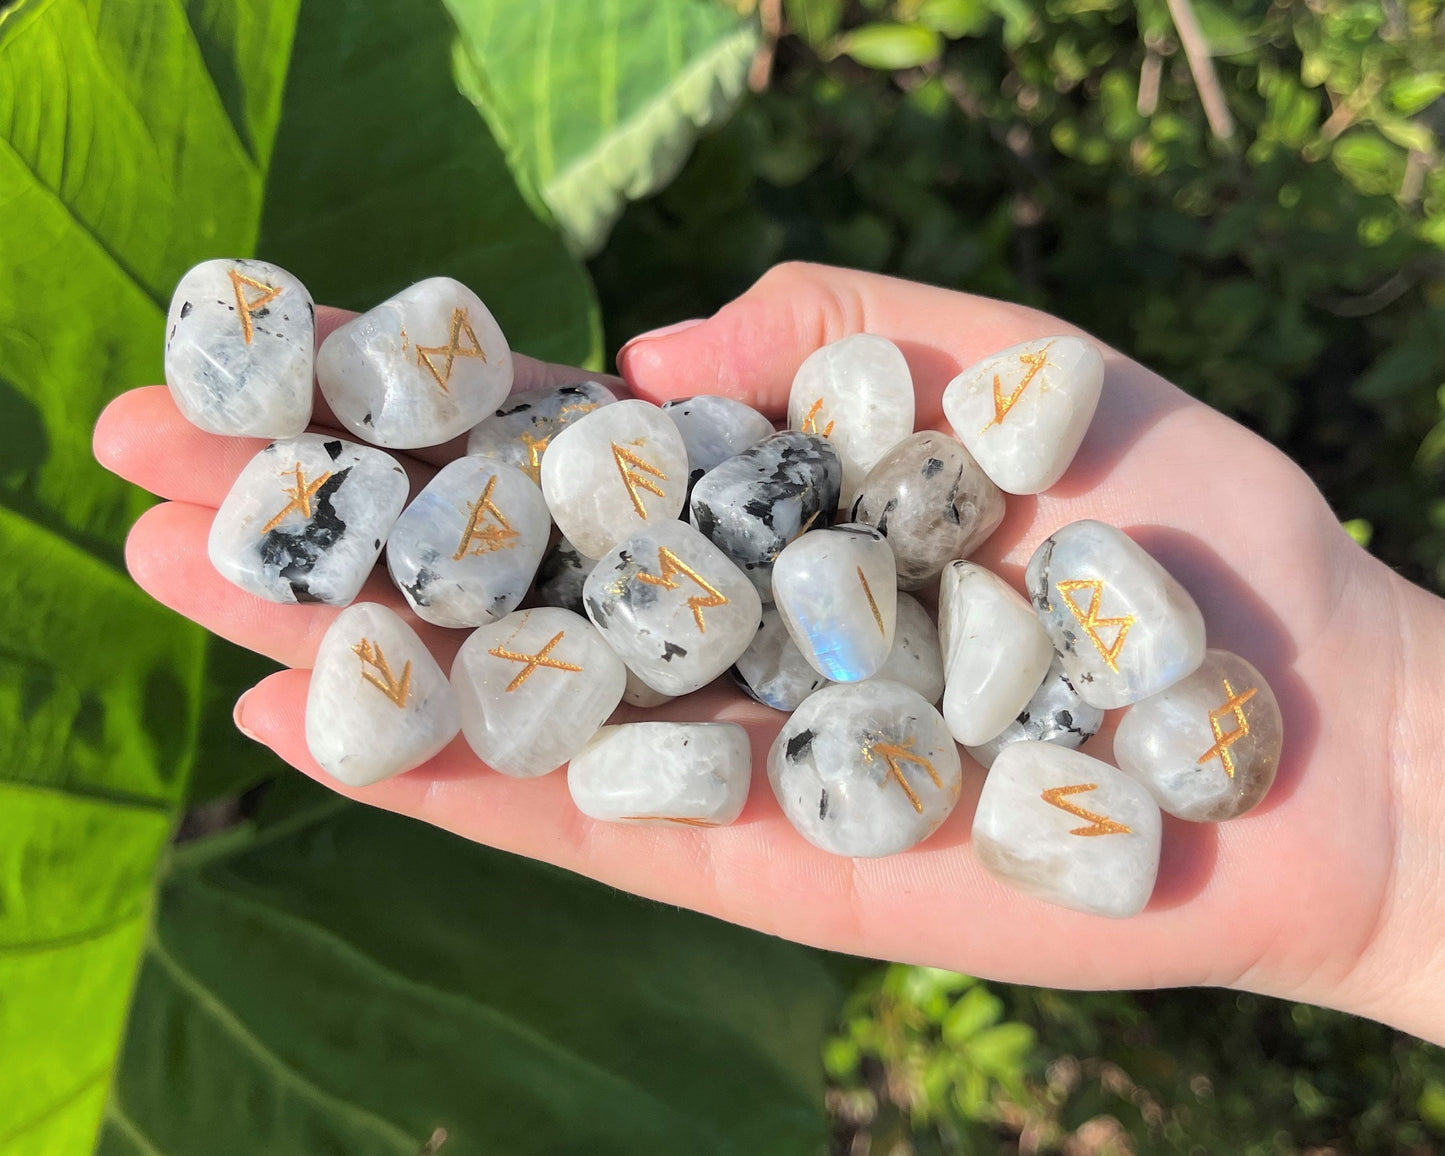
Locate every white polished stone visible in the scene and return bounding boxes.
[769,680,962,857]
[1114,649,1283,821]
[732,605,830,712]
[937,561,1055,746]
[869,593,945,705]
[942,336,1104,495]
[1026,519,1206,709]
[787,334,915,506]
[568,722,751,827]
[316,277,512,449]
[541,399,689,559]
[972,742,1161,918]
[466,381,617,485]
[773,525,897,682]
[452,607,625,778]
[661,395,775,491]
[209,434,407,606]
[305,602,459,786]
[966,655,1104,769]
[165,258,314,438]
[849,431,1004,589]
[531,537,595,616]
[386,459,549,628]
[583,519,761,696]
[622,666,675,708]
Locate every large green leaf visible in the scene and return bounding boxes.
[447,0,761,256]
[99,780,839,1154]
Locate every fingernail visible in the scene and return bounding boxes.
[620,318,706,351]
[233,690,261,743]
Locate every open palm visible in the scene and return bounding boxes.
[95,262,1445,1041]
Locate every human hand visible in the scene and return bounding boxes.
[94,263,1445,1042]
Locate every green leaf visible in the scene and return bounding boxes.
[1389,73,1445,116]
[963,1022,1035,1074]
[832,22,943,70]
[101,781,843,1153]
[941,984,1003,1045]
[914,0,991,38]
[445,0,761,257]
[1331,131,1406,197]
[785,0,845,47]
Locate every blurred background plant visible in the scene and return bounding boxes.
[2,0,1443,1152]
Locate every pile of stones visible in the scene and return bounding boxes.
[164,260,1282,919]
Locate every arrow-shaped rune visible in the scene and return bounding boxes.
[353,638,412,708]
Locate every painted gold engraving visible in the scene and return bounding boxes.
[416,307,486,392]
[618,815,722,827]
[982,342,1055,431]
[517,432,550,483]
[800,397,835,438]
[611,443,668,518]
[1056,579,1134,673]
[857,566,886,635]
[864,738,942,814]
[228,269,283,345]
[261,463,331,533]
[1197,678,1258,778]
[353,638,411,708]
[453,474,520,559]
[1041,783,1131,836]
[559,401,601,418]
[487,630,583,692]
[635,547,728,633]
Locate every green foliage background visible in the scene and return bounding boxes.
[1,0,1443,1152]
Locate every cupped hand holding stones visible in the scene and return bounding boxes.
[96,264,1445,1046]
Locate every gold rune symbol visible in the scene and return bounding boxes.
[1198,679,1259,778]
[517,432,550,483]
[857,566,886,635]
[453,475,520,559]
[353,638,411,708]
[1056,579,1135,673]
[983,342,1055,431]
[261,463,332,533]
[800,397,835,438]
[1041,783,1131,837]
[416,307,486,392]
[611,443,668,518]
[635,547,729,633]
[228,269,283,344]
[864,738,943,814]
[487,631,583,692]
[559,401,601,419]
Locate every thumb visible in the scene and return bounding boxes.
[617,261,1078,424]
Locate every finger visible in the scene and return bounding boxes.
[124,500,464,669]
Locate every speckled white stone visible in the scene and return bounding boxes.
[787,335,915,506]
[972,742,1161,918]
[466,381,618,485]
[942,336,1104,494]
[316,277,512,449]
[531,537,595,616]
[1113,649,1283,821]
[772,525,897,682]
[451,607,625,778]
[937,561,1055,746]
[769,680,962,857]
[583,519,761,696]
[385,459,549,628]
[965,656,1104,769]
[622,667,675,708]
[165,258,315,438]
[305,602,459,786]
[1026,520,1206,709]
[661,395,775,491]
[209,434,407,606]
[568,722,751,827]
[733,605,831,712]
[869,593,945,706]
[541,400,689,559]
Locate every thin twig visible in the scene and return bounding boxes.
[748,0,782,92]
[1165,0,1235,140]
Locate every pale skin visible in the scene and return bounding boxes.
[94,262,1445,1042]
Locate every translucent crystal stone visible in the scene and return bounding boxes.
[316,277,512,449]
[582,519,762,696]
[870,592,945,706]
[972,742,1161,918]
[942,336,1104,495]
[209,434,407,606]
[451,607,626,778]
[540,399,689,559]
[661,395,775,493]
[531,537,595,616]
[965,655,1104,769]
[787,334,915,506]
[622,667,674,708]
[768,680,962,857]
[466,381,618,485]
[849,431,1004,589]
[772,524,897,682]
[732,605,831,712]
[1113,649,1283,821]
[165,258,315,438]
[305,602,459,786]
[568,722,751,827]
[385,459,550,628]
[1026,519,1206,709]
